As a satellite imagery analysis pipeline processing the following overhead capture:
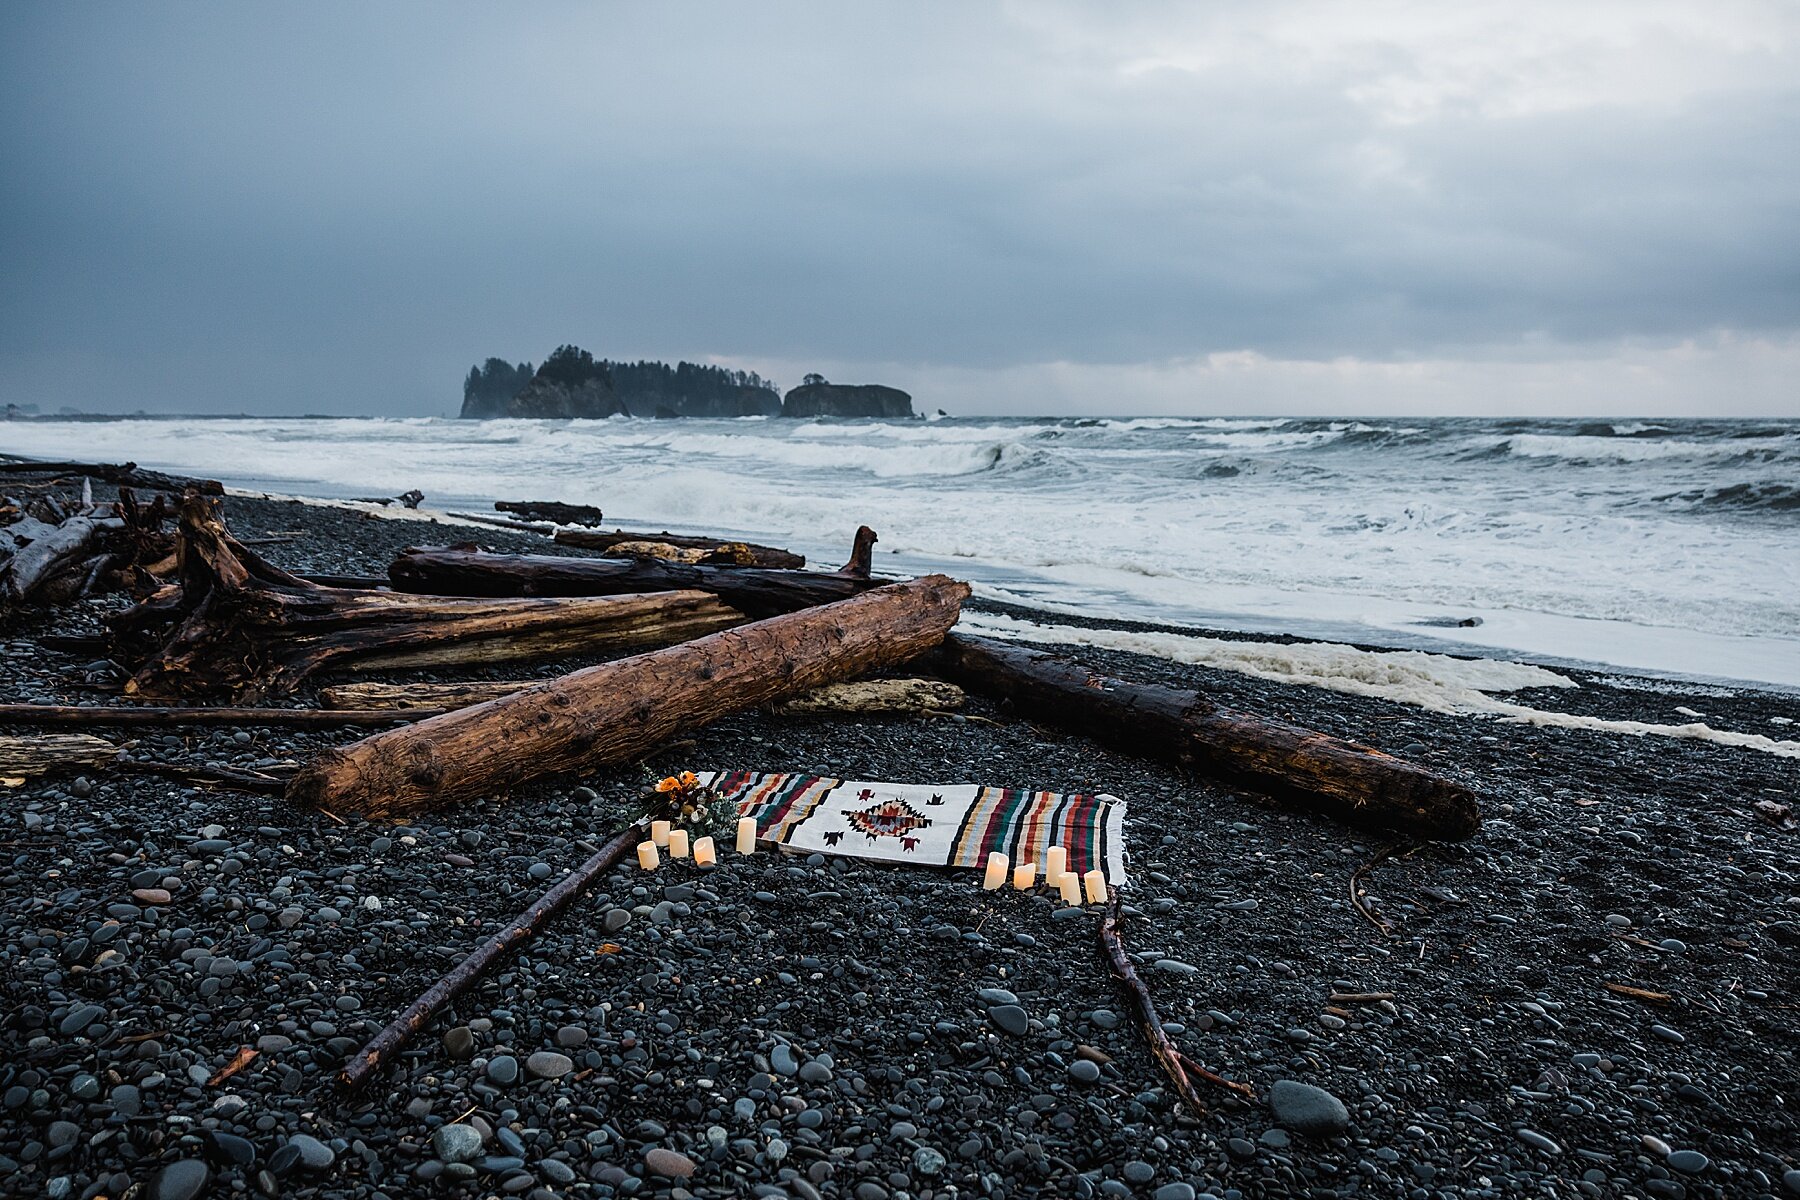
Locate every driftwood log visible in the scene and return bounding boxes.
[2,488,174,605]
[0,733,118,779]
[288,573,971,819]
[772,677,964,716]
[0,704,436,727]
[318,676,966,716]
[388,527,876,619]
[933,633,1480,841]
[339,826,639,1090]
[554,528,804,568]
[0,459,222,495]
[108,494,747,702]
[494,500,606,526]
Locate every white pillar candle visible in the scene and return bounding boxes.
[1012,861,1037,890]
[1044,846,1067,879]
[636,840,660,870]
[1058,872,1082,905]
[982,852,1010,890]
[650,820,671,848]
[692,836,716,866]
[736,816,757,854]
[667,829,689,858]
[1083,869,1108,905]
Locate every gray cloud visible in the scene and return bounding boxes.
[2,1,1796,414]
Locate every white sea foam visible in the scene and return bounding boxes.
[958,614,1800,757]
[1502,433,1796,463]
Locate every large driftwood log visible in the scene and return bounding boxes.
[494,500,606,526]
[933,633,1480,841]
[0,733,118,779]
[108,494,746,702]
[554,528,804,568]
[288,574,971,819]
[339,825,640,1090]
[388,527,876,619]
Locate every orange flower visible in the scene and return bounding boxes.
[656,776,681,793]
[679,771,699,788]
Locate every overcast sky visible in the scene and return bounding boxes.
[3,2,1797,416]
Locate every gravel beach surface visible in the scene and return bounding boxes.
[3,491,1797,1200]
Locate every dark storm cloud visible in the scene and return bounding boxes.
[1,2,1796,414]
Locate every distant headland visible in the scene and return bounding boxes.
[460,346,912,419]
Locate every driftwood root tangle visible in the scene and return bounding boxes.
[388,526,877,619]
[934,634,1480,841]
[288,573,971,820]
[1098,900,1254,1117]
[339,827,640,1091]
[107,493,745,701]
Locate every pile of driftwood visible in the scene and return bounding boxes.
[0,470,1481,1113]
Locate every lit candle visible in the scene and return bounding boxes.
[736,816,757,854]
[1044,846,1067,879]
[1012,861,1037,890]
[1058,872,1082,905]
[693,836,716,866]
[650,820,671,848]
[982,852,1010,890]
[636,840,660,870]
[667,829,690,858]
[1083,869,1108,904]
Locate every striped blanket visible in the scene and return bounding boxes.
[701,771,1128,884]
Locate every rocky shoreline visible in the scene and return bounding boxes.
[2,491,1796,1200]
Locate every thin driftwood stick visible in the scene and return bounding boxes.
[319,682,529,710]
[1097,899,1254,1116]
[933,634,1480,841]
[339,826,641,1091]
[0,704,438,727]
[288,574,970,819]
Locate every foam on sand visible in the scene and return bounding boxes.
[959,613,1800,758]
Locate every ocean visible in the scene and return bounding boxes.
[6,414,1798,688]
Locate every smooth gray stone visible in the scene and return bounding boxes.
[988,1005,1029,1036]
[432,1124,483,1164]
[151,1159,210,1200]
[1269,1080,1350,1135]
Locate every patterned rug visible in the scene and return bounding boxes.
[701,771,1129,884]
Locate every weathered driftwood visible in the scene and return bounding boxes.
[339,826,640,1091]
[0,459,222,495]
[1098,899,1254,1117]
[319,676,967,716]
[108,493,747,702]
[3,512,125,602]
[933,634,1480,841]
[555,527,804,568]
[772,677,965,716]
[495,500,606,526]
[319,681,529,710]
[388,527,876,619]
[288,573,971,819]
[0,733,119,779]
[0,704,435,727]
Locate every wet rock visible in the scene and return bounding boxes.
[1269,1080,1350,1135]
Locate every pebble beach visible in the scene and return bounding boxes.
[3,491,1798,1200]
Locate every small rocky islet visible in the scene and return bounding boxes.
[1,492,1797,1200]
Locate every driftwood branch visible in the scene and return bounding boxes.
[0,733,119,779]
[0,459,223,495]
[0,704,436,727]
[555,527,804,568]
[1097,899,1254,1117]
[287,573,971,819]
[339,826,640,1091]
[933,634,1480,841]
[387,526,877,619]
